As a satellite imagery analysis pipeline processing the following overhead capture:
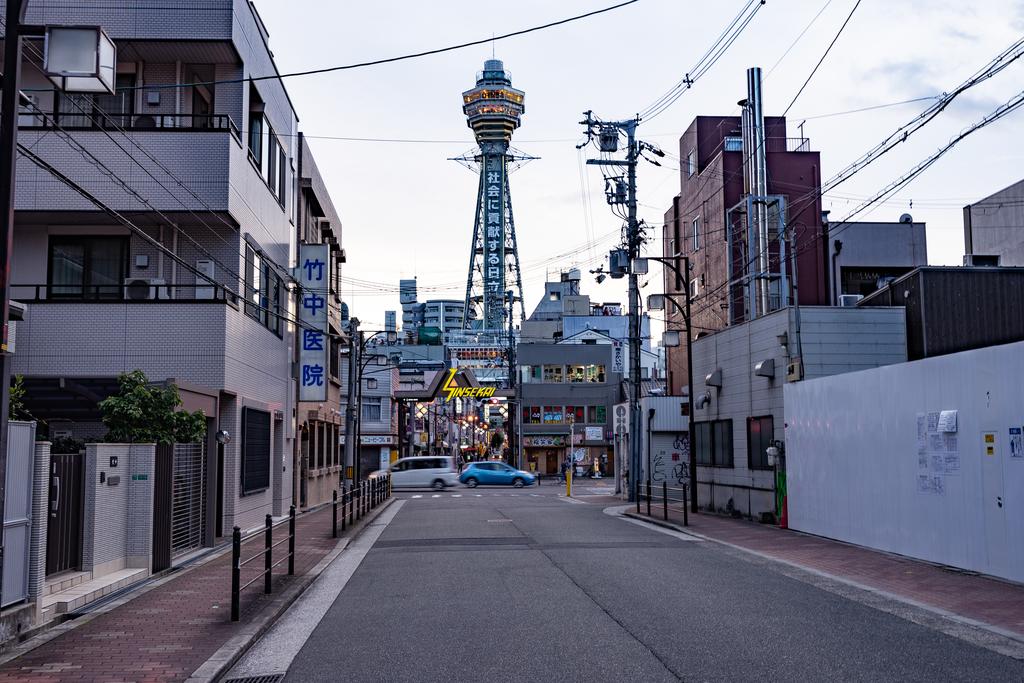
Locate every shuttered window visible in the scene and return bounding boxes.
[241,408,271,495]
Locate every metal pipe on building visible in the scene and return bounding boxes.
[747,67,770,318]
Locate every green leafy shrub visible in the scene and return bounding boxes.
[99,370,206,444]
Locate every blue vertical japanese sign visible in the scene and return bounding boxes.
[298,244,330,402]
[482,153,505,329]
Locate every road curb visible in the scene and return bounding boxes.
[188,497,396,682]
[623,510,1024,656]
[623,511,697,535]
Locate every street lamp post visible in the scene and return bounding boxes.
[640,254,699,514]
[343,325,396,484]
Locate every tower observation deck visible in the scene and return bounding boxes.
[461,59,526,330]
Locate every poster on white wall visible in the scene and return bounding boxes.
[1009,427,1023,459]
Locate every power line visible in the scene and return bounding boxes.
[639,0,765,122]
[16,142,317,333]
[796,95,942,121]
[26,0,642,94]
[782,0,862,116]
[766,0,836,76]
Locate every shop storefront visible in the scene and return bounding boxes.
[523,432,614,476]
[523,435,567,475]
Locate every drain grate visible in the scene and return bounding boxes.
[223,675,284,683]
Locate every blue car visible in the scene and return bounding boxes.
[459,461,536,488]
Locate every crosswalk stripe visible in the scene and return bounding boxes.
[431,494,441,498]
[411,495,422,499]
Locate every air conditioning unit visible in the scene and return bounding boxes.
[963,254,1000,267]
[124,278,169,301]
[838,294,863,307]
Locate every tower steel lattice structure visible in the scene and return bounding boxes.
[461,59,526,330]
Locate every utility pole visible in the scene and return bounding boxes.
[0,0,28,602]
[343,318,360,487]
[580,112,653,503]
[683,257,698,513]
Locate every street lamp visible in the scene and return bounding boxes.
[343,322,398,485]
[641,253,698,514]
[44,26,117,93]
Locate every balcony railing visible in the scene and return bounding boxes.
[18,111,241,143]
[12,283,239,306]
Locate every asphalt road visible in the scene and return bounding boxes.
[234,486,1024,682]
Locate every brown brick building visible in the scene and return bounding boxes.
[662,115,828,395]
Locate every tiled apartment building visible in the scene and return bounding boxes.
[7,1,343,543]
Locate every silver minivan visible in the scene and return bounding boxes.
[389,456,459,490]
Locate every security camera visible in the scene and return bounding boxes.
[215,429,231,444]
[595,274,606,284]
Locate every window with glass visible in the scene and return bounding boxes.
[48,236,128,299]
[565,406,585,424]
[567,364,605,383]
[687,149,696,177]
[248,112,263,167]
[747,415,774,470]
[524,406,541,424]
[362,397,383,422]
[586,405,607,424]
[694,419,734,467]
[542,406,563,424]
[542,365,564,383]
[692,216,701,251]
[521,365,542,384]
[244,243,282,337]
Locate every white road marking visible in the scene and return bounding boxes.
[431,494,441,498]
[475,494,482,497]
[411,495,422,499]
[227,501,405,677]
[556,496,588,505]
[601,504,703,542]
[451,494,462,498]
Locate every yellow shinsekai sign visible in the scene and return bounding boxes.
[439,368,496,402]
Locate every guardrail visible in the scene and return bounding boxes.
[638,480,689,526]
[230,506,295,622]
[230,474,392,622]
[334,475,391,536]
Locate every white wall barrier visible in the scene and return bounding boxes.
[784,341,1024,584]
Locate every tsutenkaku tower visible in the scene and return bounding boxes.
[461,59,526,330]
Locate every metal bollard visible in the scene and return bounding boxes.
[288,505,296,575]
[332,489,338,538]
[635,483,641,514]
[341,486,347,533]
[646,479,652,516]
[230,526,241,621]
[264,514,273,594]
[683,484,689,527]
[349,484,354,526]
[663,481,668,521]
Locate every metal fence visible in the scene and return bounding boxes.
[638,480,689,526]
[171,442,206,558]
[230,473,392,622]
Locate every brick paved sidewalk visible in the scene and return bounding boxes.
[0,499,373,683]
[632,504,1024,639]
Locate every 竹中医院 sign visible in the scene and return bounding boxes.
[298,244,330,402]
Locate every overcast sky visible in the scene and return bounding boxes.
[253,0,1024,333]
